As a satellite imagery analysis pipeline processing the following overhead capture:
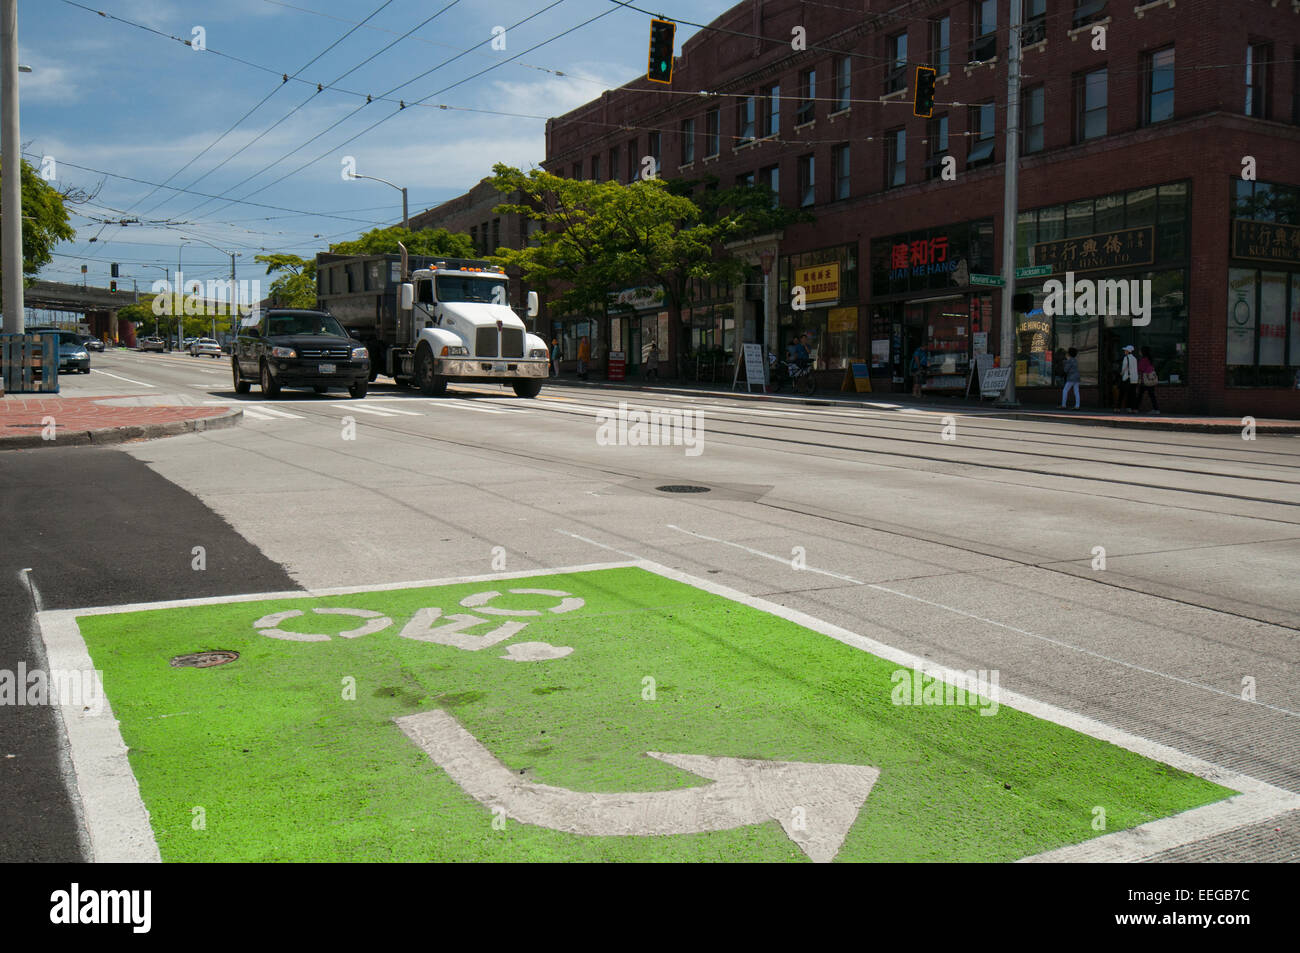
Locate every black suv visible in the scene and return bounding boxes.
[233,309,369,398]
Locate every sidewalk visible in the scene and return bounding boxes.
[541,374,1300,434]
[0,394,241,449]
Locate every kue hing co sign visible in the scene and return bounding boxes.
[794,263,840,304]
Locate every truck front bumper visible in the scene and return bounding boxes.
[437,358,548,381]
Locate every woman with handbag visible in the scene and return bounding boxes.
[1134,346,1160,414]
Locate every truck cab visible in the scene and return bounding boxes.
[400,260,547,397]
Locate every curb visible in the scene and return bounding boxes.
[542,379,1300,434]
[0,407,243,451]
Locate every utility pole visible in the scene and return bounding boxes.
[994,0,1023,407]
[2,0,23,333]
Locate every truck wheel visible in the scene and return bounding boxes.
[349,380,368,399]
[260,361,281,398]
[313,385,329,394]
[416,347,446,396]
[512,379,543,399]
[232,359,250,394]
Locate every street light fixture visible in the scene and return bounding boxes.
[349,171,409,230]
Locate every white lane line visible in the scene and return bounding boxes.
[440,399,506,414]
[868,584,1300,719]
[255,406,305,419]
[330,403,421,416]
[90,369,154,387]
[240,407,276,420]
[336,404,403,417]
[665,524,866,584]
[667,525,1299,719]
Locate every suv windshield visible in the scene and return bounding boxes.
[265,313,347,337]
[435,275,507,304]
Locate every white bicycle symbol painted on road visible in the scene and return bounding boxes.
[252,589,585,662]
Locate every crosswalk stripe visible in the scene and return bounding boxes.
[241,407,275,420]
[256,406,305,419]
[440,399,507,414]
[332,403,421,416]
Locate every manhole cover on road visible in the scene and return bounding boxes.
[170,650,240,668]
[656,485,711,494]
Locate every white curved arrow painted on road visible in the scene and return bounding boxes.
[396,709,880,862]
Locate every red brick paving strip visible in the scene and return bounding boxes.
[1,395,239,448]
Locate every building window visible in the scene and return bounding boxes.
[925,114,949,179]
[930,14,950,75]
[797,68,816,124]
[971,0,996,61]
[1246,42,1272,119]
[609,144,621,183]
[1074,67,1108,142]
[627,138,639,181]
[1023,85,1045,153]
[1143,47,1175,125]
[737,95,755,142]
[834,56,851,111]
[648,131,661,177]
[1023,0,1047,45]
[681,118,695,164]
[737,171,756,188]
[704,107,720,157]
[763,164,780,206]
[833,143,850,199]
[1073,0,1108,28]
[885,129,905,188]
[590,154,601,180]
[967,101,995,166]
[490,218,500,254]
[764,83,780,136]
[886,32,908,93]
[798,153,815,207]
[571,162,581,179]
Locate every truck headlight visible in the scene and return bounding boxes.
[271,346,297,358]
[439,345,468,356]
[351,346,369,360]
[529,348,547,359]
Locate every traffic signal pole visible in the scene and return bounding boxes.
[994,0,1023,407]
[2,0,24,334]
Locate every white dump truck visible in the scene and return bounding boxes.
[315,245,548,397]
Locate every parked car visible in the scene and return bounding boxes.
[56,332,91,374]
[189,337,222,358]
[140,336,166,352]
[183,337,197,348]
[233,308,369,398]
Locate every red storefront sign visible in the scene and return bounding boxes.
[607,351,626,381]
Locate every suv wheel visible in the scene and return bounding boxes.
[260,360,281,397]
[349,380,368,399]
[233,359,250,393]
[512,379,542,398]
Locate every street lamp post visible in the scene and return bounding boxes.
[140,264,169,340]
[349,172,408,230]
[176,241,192,350]
[1,0,26,333]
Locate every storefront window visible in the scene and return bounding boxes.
[1015,305,1054,387]
[1227,268,1257,366]
[1259,271,1287,366]
[1292,275,1300,366]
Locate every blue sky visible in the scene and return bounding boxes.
[21,0,729,291]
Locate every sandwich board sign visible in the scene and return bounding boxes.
[733,342,767,392]
[979,365,1013,399]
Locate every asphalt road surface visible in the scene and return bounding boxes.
[10,347,1300,860]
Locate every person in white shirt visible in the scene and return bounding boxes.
[1119,344,1139,413]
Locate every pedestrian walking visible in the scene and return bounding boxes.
[1134,346,1160,414]
[910,344,929,398]
[577,335,590,381]
[1060,347,1081,409]
[644,337,659,381]
[1118,344,1139,413]
[550,335,560,377]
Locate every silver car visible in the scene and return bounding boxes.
[189,337,222,358]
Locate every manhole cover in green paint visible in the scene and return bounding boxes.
[656,484,710,493]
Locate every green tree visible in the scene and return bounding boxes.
[490,164,810,376]
[0,158,77,296]
[328,225,474,259]
[255,253,317,308]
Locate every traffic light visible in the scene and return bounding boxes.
[109,280,117,293]
[647,19,675,85]
[913,65,937,118]
[110,262,119,278]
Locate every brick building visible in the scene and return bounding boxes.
[543,0,1300,415]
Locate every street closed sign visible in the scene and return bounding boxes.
[47,565,1232,862]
